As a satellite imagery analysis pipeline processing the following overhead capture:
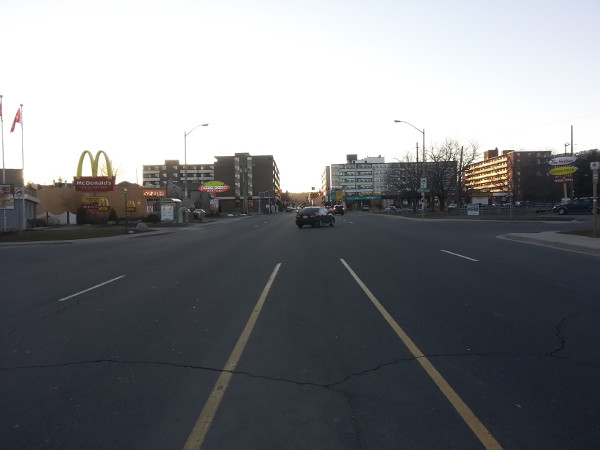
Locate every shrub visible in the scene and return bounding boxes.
[144,213,160,223]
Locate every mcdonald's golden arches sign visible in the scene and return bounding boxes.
[73,150,116,191]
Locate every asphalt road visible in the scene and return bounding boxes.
[1,213,599,449]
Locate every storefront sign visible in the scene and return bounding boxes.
[200,181,230,193]
[549,166,577,176]
[549,156,577,166]
[143,189,166,197]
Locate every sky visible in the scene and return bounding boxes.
[1,0,599,193]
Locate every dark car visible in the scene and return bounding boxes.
[296,207,335,228]
[553,197,598,215]
[332,205,345,215]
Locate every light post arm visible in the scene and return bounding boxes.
[395,119,426,216]
[395,120,425,162]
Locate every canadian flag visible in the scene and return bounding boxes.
[10,107,21,132]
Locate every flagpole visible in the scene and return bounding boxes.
[1,94,5,232]
[20,104,25,231]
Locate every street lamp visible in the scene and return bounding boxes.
[395,120,426,216]
[184,123,209,202]
[394,120,425,163]
[123,188,128,233]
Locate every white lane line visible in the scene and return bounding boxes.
[58,275,126,302]
[440,250,479,261]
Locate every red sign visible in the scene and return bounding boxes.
[143,189,166,197]
[74,176,116,191]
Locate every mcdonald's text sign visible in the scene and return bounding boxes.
[74,176,116,191]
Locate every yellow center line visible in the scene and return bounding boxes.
[183,263,282,450]
[340,258,502,450]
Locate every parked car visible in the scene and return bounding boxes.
[362,205,370,211]
[384,206,398,213]
[447,204,457,211]
[332,205,345,215]
[295,207,335,228]
[553,197,598,215]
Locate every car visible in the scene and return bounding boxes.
[362,205,369,211]
[447,204,457,211]
[384,206,398,213]
[193,209,206,220]
[295,207,335,228]
[332,205,345,215]
[553,197,598,215]
[515,201,532,207]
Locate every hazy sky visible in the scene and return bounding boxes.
[2,0,599,192]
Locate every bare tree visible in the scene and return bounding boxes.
[426,139,480,210]
[384,154,420,210]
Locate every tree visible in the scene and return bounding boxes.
[384,155,420,209]
[426,139,480,210]
[573,149,600,198]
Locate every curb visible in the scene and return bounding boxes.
[500,233,600,257]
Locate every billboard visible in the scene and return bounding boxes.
[0,185,15,210]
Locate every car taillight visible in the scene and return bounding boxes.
[310,214,317,218]
[296,214,300,218]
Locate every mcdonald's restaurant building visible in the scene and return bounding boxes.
[36,184,153,224]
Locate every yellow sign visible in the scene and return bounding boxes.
[549,166,577,176]
[82,196,110,212]
[550,166,577,175]
[76,150,113,177]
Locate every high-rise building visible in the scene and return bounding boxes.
[330,155,389,209]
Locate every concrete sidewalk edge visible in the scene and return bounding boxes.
[500,231,600,257]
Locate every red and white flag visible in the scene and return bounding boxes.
[10,108,21,132]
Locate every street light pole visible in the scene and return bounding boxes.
[123,188,128,233]
[183,123,209,204]
[395,120,426,216]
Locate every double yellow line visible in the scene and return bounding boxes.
[340,259,501,450]
[184,260,502,449]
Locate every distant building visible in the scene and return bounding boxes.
[142,160,214,191]
[213,153,280,213]
[330,155,389,210]
[142,154,280,214]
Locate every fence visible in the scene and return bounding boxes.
[36,211,78,226]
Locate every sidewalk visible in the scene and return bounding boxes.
[501,231,600,257]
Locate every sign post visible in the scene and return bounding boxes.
[592,162,599,238]
[419,178,427,217]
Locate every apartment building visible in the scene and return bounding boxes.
[463,149,552,203]
[213,153,280,213]
[330,155,390,209]
[142,160,214,191]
